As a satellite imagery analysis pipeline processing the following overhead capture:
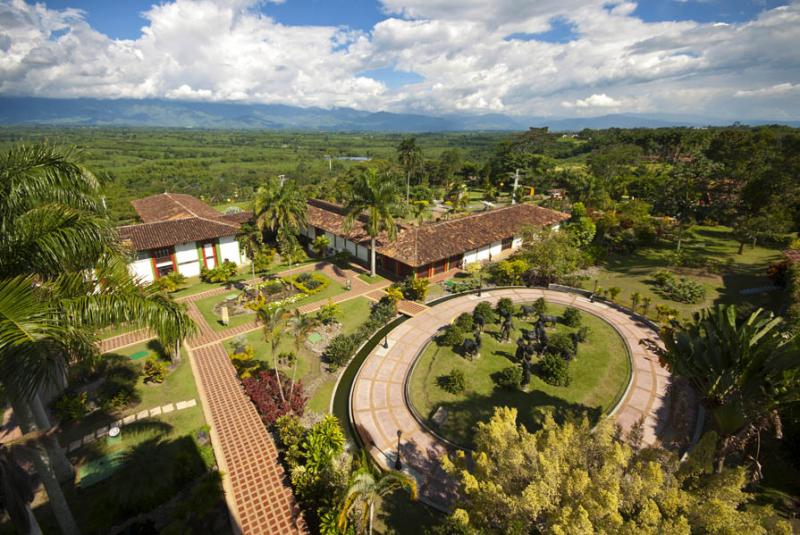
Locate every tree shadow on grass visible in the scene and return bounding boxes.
[424,388,602,450]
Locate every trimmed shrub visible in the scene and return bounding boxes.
[652,270,705,304]
[143,355,168,384]
[394,276,430,301]
[540,353,571,387]
[495,366,522,389]
[284,272,329,295]
[472,301,495,327]
[547,332,576,358]
[439,368,466,394]
[324,334,358,370]
[439,325,465,347]
[242,370,306,426]
[562,307,582,327]
[454,312,475,332]
[495,297,515,319]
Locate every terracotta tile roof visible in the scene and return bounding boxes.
[131,193,228,223]
[307,199,569,267]
[119,218,239,251]
[220,210,255,225]
[120,193,241,251]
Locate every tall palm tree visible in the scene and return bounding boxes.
[287,310,318,397]
[337,455,417,535]
[257,306,287,404]
[645,304,798,472]
[0,144,196,533]
[343,169,399,277]
[397,137,422,206]
[254,177,307,241]
[0,444,41,535]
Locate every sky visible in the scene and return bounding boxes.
[1,0,799,119]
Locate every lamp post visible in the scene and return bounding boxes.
[395,430,402,470]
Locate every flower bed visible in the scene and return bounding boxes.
[283,272,330,295]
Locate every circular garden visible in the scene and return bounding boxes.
[408,298,631,448]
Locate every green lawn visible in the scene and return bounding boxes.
[61,341,205,459]
[224,296,373,413]
[592,226,784,321]
[194,292,258,332]
[408,303,630,448]
[358,273,388,284]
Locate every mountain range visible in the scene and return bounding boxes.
[0,97,797,132]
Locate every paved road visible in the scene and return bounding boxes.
[350,288,673,509]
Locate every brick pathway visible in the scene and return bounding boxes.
[99,328,152,352]
[188,342,307,534]
[351,288,678,510]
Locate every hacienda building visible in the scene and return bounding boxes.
[119,193,250,284]
[301,199,569,278]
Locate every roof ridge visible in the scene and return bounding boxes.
[164,192,238,228]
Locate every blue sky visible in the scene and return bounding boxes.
[4,0,799,119]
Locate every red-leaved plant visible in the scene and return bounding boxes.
[242,370,306,425]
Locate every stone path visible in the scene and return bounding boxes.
[188,342,306,534]
[66,399,198,452]
[350,288,674,510]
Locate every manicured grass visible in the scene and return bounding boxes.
[358,273,388,284]
[223,296,373,413]
[194,292,258,332]
[408,303,630,448]
[592,226,784,320]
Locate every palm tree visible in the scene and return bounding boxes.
[343,169,399,277]
[397,137,422,206]
[630,291,641,314]
[257,306,287,404]
[286,310,319,397]
[254,177,307,241]
[0,144,196,533]
[645,304,798,473]
[0,444,40,535]
[338,455,417,535]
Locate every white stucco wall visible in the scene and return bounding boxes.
[219,235,241,265]
[489,241,502,258]
[175,241,201,278]
[130,257,154,284]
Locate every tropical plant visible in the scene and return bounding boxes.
[495,366,522,389]
[439,325,465,347]
[561,307,582,327]
[540,353,571,386]
[495,297,515,319]
[317,300,340,325]
[397,137,422,206]
[439,368,466,394]
[257,306,288,404]
[646,305,799,473]
[385,286,404,303]
[242,370,306,425]
[641,296,652,317]
[324,334,359,370]
[608,286,622,302]
[338,455,417,535]
[491,258,530,285]
[254,176,307,239]
[630,291,641,313]
[472,301,495,332]
[344,169,399,277]
[143,355,167,384]
[311,234,331,257]
[200,260,238,283]
[453,312,474,332]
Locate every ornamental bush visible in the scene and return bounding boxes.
[547,332,576,359]
[540,353,571,387]
[652,269,705,303]
[316,300,340,324]
[454,312,475,332]
[242,370,306,426]
[562,307,582,327]
[495,366,522,390]
[439,324,465,347]
[495,297,515,319]
[52,391,89,422]
[324,334,358,370]
[151,271,186,293]
[473,301,495,327]
[200,260,238,283]
[143,355,168,384]
[284,272,329,295]
[439,368,466,394]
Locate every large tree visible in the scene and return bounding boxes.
[254,176,308,241]
[396,137,422,206]
[443,407,791,534]
[343,169,399,277]
[646,304,799,473]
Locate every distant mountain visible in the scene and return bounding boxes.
[0,97,797,131]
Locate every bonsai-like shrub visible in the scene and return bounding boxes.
[439,324,465,347]
[495,366,522,390]
[243,370,306,425]
[562,307,582,327]
[472,301,495,328]
[540,353,571,386]
[454,312,475,332]
[495,297,515,319]
[324,334,358,370]
[143,355,168,384]
[439,368,466,394]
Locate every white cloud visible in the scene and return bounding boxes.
[0,0,798,119]
[562,93,622,108]
[735,82,800,97]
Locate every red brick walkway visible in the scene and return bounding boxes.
[189,342,306,534]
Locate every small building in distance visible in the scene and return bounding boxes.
[303,199,569,278]
[119,193,249,283]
